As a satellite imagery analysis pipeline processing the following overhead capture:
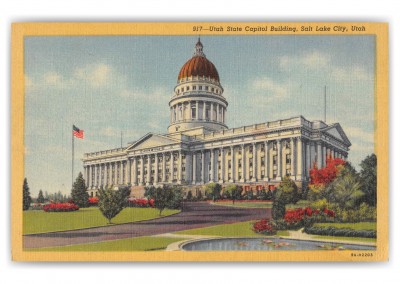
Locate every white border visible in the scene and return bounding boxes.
[1,0,398,283]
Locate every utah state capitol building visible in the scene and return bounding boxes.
[82,39,351,197]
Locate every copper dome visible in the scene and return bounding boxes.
[177,39,220,82]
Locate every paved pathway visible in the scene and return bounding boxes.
[24,202,270,249]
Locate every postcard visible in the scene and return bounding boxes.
[11,22,388,261]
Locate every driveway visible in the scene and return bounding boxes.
[23,202,271,249]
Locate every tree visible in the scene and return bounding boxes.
[204,182,222,202]
[37,189,45,203]
[325,168,364,209]
[272,177,301,220]
[148,185,175,216]
[167,186,184,209]
[23,178,32,211]
[224,184,242,204]
[359,153,377,206]
[186,190,193,201]
[71,172,89,207]
[98,186,130,223]
[275,176,301,205]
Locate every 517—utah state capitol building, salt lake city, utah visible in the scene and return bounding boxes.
[82,39,351,197]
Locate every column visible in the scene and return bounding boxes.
[210,149,215,182]
[195,101,199,119]
[211,103,214,121]
[192,152,197,184]
[203,101,206,120]
[201,150,205,183]
[162,153,167,182]
[306,142,311,176]
[120,161,123,184]
[133,157,138,185]
[155,155,159,184]
[170,152,174,182]
[140,156,144,185]
[264,141,270,181]
[127,159,132,185]
[296,138,303,180]
[277,140,282,180]
[290,138,296,179]
[147,155,151,185]
[322,143,327,167]
[241,144,246,182]
[220,148,225,183]
[317,142,322,169]
[230,146,235,182]
[252,143,257,182]
[178,151,182,184]
[217,104,220,122]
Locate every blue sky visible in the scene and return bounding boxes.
[24,35,375,196]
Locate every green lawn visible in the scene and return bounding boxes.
[213,200,309,209]
[313,222,377,231]
[26,236,186,252]
[175,220,288,238]
[23,207,180,235]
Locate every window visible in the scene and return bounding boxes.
[192,107,196,119]
[250,147,253,153]
[273,170,277,179]
[261,157,265,166]
[273,155,277,165]
[199,86,202,90]
[186,86,190,91]
[218,161,221,170]
[205,86,209,91]
[249,158,253,168]
[286,169,291,176]
[181,87,184,92]
[286,154,291,164]
[249,171,253,179]
[261,170,265,178]
[228,173,231,179]
[211,88,214,92]
[228,160,231,169]
[261,144,265,152]
[193,86,196,90]
[238,159,242,168]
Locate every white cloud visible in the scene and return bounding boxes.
[74,63,124,88]
[43,71,63,85]
[250,77,289,101]
[331,66,372,82]
[279,51,331,71]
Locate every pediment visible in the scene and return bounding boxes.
[126,133,180,151]
[323,124,352,146]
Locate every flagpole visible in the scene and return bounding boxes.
[72,125,74,189]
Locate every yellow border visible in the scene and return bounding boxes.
[11,22,389,262]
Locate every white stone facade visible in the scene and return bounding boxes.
[82,40,351,195]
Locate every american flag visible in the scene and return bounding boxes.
[73,125,84,139]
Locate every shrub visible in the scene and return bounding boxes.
[272,200,286,220]
[253,219,276,235]
[304,226,376,238]
[43,202,79,212]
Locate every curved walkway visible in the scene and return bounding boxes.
[23,202,270,249]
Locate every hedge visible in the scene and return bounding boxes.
[304,226,376,238]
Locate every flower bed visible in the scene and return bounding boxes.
[215,200,273,203]
[128,198,155,208]
[252,219,276,235]
[88,197,99,206]
[43,202,79,212]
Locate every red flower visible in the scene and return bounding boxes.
[43,202,79,212]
